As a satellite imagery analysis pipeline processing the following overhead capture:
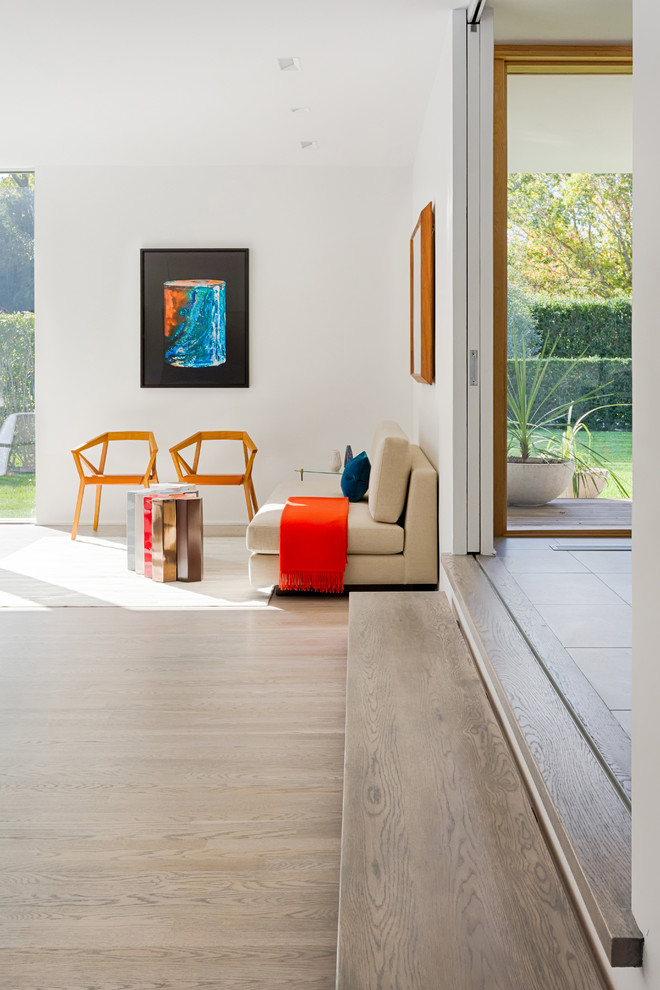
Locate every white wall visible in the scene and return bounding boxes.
[631,0,660,984]
[35,165,411,525]
[411,11,456,555]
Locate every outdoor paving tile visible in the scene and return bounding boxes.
[596,572,633,605]
[612,710,632,738]
[493,537,556,553]
[499,549,589,574]
[568,549,632,573]
[534,603,632,648]
[567,648,632,709]
[512,572,622,606]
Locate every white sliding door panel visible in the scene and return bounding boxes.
[451,9,468,556]
[466,22,481,551]
[465,11,494,554]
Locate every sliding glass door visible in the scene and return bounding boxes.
[493,49,632,537]
[0,172,34,519]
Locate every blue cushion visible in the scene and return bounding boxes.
[341,450,371,502]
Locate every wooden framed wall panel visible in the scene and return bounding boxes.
[410,202,435,385]
[492,46,633,538]
[497,45,633,73]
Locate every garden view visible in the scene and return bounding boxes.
[507,172,632,501]
[0,171,634,519]
[0,172,34,519]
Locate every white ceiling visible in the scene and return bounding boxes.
[500,0,632,174]
[0,0,633,170]
[492,0,632,44]
[508,75,632,172]
[1,0,461,168]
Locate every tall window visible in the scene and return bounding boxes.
[0,172,34,519]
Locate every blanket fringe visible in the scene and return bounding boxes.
[279,570,345,594]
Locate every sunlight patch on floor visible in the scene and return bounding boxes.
[0,526,276,611]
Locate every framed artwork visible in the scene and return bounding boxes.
[410,202,434,384]
[141,248,249,388]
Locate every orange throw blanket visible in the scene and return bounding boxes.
[279,496,349,593]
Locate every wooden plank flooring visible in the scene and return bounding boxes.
[338,591,610,990]
[0,597,348,989]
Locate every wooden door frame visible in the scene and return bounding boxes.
[493,46,633,538]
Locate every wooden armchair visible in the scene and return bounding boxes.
[71,431,159,540]
[169,431,258,521]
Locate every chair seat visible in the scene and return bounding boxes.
[178,474,247,485]
[169,432,258,521]
[80,473,152,483]
[71,432,159,539]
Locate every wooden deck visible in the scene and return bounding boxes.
[508,497,632,533]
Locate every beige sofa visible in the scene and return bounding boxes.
[246,421,438,588]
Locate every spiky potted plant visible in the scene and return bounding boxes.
[558,405,631,499]
[507,331,614,507]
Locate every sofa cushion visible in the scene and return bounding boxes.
[368,421,412,523]
[344,501,403,554]
[246,480,404,555]
[341,451,371,502]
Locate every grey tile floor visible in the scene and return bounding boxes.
[494,536,632,738]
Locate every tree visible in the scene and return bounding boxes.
[0,173,34,313]
[0,312,34,415]
[507,173,632,299]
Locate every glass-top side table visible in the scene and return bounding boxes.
[295,468,343,481]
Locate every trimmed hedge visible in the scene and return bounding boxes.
[530,296,631,358]
[0,312,34,417]
[507,356,632,431]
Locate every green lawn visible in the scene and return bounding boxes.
[543,430,632,499]
[0,437,633,519]
[0,473,36,518]
[588,431,632,499]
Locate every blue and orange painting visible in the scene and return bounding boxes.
[163,279,226,367]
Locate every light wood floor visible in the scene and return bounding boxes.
[0,530,349,989]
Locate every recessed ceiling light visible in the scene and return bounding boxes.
[278,57,301,71]
[291,107,311,113]
[300,141,318,150]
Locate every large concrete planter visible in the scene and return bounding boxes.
[507,457,575,507]
[560,467,609,499]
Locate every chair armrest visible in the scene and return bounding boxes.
[402,445,438,584]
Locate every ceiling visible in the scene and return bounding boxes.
[2,0,460,168]
[508,75,632,172]
[493,0,632,44]
[500,0,632,174]
[1,0,632,170]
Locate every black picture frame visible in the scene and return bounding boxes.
[140,248,249,388]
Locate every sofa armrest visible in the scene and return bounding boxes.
[402,445,438,584]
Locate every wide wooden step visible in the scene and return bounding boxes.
[337,591,610,990]
[443,554,642,968]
